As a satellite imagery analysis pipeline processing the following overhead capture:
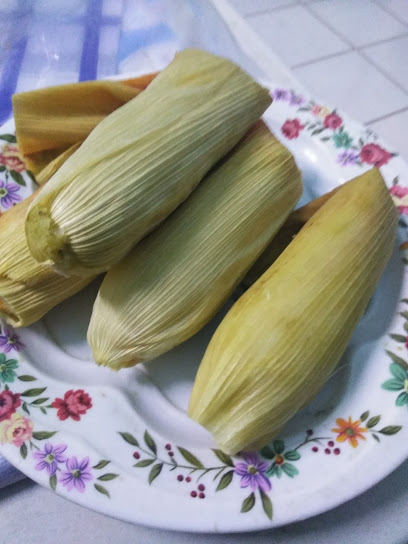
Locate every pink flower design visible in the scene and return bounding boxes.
[0,144,25,173]
[390,185,408,214]
[0,412,33,446]
[234,453,271,492]
[323,113,342,130]
[281,119,305,140]
[0,390,21,422]
[311,105,322,116]
[360,143,392,167]
[52,389,92,421]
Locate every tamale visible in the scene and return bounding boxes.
[13,73,158,176]
[0,192,94,327]
[87,121,302,369]
[189,169,398,454]
[25,49,272,277]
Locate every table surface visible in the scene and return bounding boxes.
[1,0,408,542]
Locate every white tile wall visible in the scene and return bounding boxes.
[308,0,407,47]
[229,0,408,162]
[248,5,349,67]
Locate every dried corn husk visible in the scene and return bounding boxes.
[13,73,158,176]
[189,169,398,454]
[242,185,340,289]
[87,121,302,369]
[0,192,94,327]
[25,49,272,277]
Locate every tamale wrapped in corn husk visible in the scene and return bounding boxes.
[13,73,158,177]
[0,192,94,327]
[25,49,272,277]
[88,121,302,369]
[189,169,398,454]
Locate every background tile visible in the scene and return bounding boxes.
[293,51,408,122]
[363,36,408,93]
[247,5,349,67]
[376,0,408,25]
[308,0,407,47]
[369,109,408,160]
[228,0,297,16]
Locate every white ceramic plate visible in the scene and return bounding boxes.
[0,82,407,533]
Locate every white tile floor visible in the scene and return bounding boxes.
[229,0,408,160]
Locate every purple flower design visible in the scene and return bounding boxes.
[60,456,93,493]
[33,443,67,476]
[0,180,21,209]
[289,92,305,107]
[273,88,289,101]
[0,327,24,353]
[234,453,271,492]
[337,150,359,166]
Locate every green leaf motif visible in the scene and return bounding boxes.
[119,432,139,447]
[241,492,255,513]
[94,483,110,498]
[144,430,157,455]
[40,407,46,415]
[177,447,204,469]
[260,489,273,520]
[30,397,49,405]
[148,463,163,484]
[260,446,275,459]
[360,411,369,422]
[97,473,118,481]
[216,470,234,491]
[272,440,284,454]
[266,464,282,478]
[20,443,27,459]
[284,450,301,461]
[321,136,331,142]
[50,474,57,491]
[22,402,30,415]
[32,431,57,440]
[390,363,407,381]
[311,127,324,136]
[18,375,37,382]
[21,387,46,397]
[400,311,408,320]
[367,415,381,428]
[386,351,408,370]
[281,463,299,478]
[382,379,404,391]
[9,170,26,186]
[93,460,110,470]
[0,134,17,143]
[379,426,402,435]
[212,449,234,467]
[396,392,408,407]
[390,334,407,343]
[133,459,155,468]
[332,131,353,149]
[372,433,380,442]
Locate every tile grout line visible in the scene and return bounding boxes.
[366,106,408,126]
[358,47,408,97]
[245,3,303,19]
[292,49,351,70]
[361,32,408,51]
[372,0,408,30]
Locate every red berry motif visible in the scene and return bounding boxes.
[324,448,331,454]
[198,484,205,491]
[328,441,334,447]
[306,429,313,436]
[168,451,174,457]
[312,446,318,452]
[177,475,184,482]
[186,477,192,483]
[133,451,140,459]
[190,491,197,498]
[334,448,340,455]
[165,444,172,450]
[199,492,205,499]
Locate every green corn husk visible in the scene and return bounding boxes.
[0,192,94,327]
[25,49,272,277]
[188,169,398,454]
[87,121,302,369]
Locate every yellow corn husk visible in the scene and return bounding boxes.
[0,192,94,327]
[25,49,272,277]
[12,73,158,175]
[35,143,81,186]
[189,169,398,454]
[87,121,302,370]
[241,185,340,289]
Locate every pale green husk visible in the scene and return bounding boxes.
[88,121,302,369]
[25,49,271,277]
[189,169,398,454]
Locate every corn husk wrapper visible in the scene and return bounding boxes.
[189,169,398,454]
[12,73,158,177]
[25,49,272,277]
[87,121,302,369]
[0,192,94,327]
